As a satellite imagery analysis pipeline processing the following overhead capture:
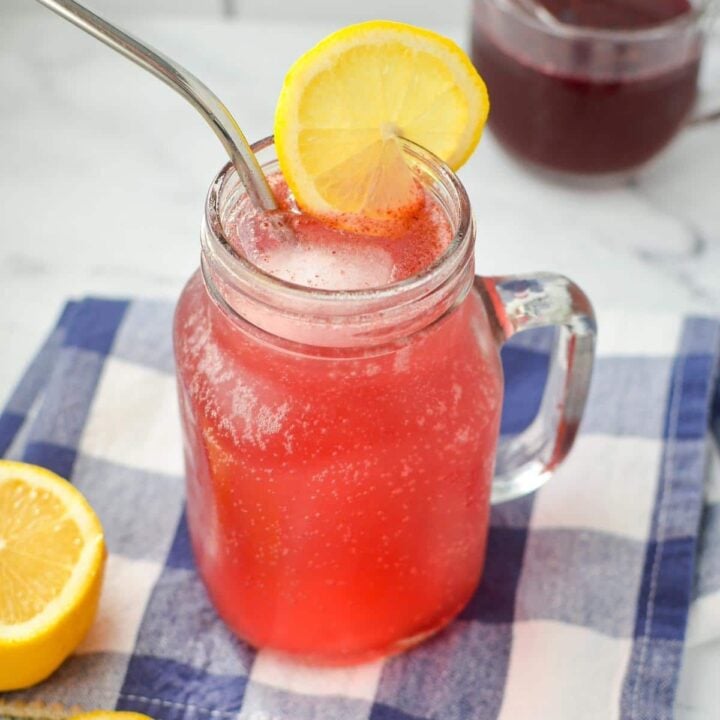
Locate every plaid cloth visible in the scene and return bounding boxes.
[1,297,719,720]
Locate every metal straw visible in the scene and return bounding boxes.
[35,0,278,212]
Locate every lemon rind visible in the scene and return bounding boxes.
[274,20,489,218]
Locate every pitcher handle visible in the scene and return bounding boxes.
[476,274,597,505]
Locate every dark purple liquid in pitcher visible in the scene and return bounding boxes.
[540,0,691,29]
[472,0,700,174]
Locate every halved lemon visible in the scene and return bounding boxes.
[0,460,106,690]
[274,20,489,223]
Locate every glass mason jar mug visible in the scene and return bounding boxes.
[173,137,597,664]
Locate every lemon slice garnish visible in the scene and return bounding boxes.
[274,20,489,222]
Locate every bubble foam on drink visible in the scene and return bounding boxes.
[225,174,453,291]
[256,241,395,290]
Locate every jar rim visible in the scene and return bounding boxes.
[202,135,473,314]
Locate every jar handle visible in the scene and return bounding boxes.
[476,273,597,505]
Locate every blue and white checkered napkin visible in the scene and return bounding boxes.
[1,298,719,720]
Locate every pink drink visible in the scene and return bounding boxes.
[223,174,454,290]
[174,148,503,663]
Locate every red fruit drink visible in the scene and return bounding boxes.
[174,147,502,663]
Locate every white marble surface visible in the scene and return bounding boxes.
[1,11,719,718]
